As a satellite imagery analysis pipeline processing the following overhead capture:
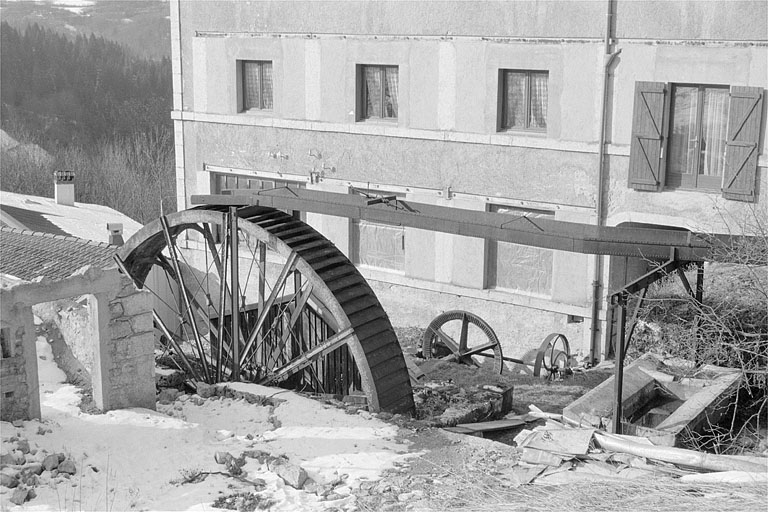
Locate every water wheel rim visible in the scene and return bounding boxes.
[117,205,415,414]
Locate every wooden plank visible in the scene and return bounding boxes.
[403,354,424,385]
[521,428,596,456]
[454,418,526,433]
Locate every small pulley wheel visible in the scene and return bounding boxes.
[533,333,571,377]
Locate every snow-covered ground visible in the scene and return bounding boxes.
[1,332,419,510]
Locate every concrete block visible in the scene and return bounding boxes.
[117,292,151,317]
[129,313,152,334]
[109,319,133,340]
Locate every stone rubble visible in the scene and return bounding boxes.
[0,422,82,506]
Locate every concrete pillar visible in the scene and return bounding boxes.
[90,292,114,411]
[19,305,41,420]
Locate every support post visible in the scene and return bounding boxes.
[612,291,627,434]
[695,262,704,304]
[229,207,240,381]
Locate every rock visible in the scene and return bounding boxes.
[157,388,181,403]
[357,410,372,420]
[377,412,394,421]
[42,454,59,471]
[155,368,185,388]
[21,473,38,486]
[196,382,216,399]
[271,458,309,489]
[15,439,30,454]
[214,452,235,465]
[242,449,270,464]
[11,420,24,428]
[24,463,43,476]
[9,487,28,505]
[398,492,413,502]
[10,450,25,465]
[58,459,77,475]
[0,472,19,488]
[0,452,16,465]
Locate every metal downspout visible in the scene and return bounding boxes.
[589,0,621,364]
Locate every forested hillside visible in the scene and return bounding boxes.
[1,21,171,146]
[0,22,174,223]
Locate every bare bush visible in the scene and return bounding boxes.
[632,205,768,454]
[1,127,175,224]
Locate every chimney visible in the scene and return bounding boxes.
[54,170,75,206]
[107,223,124,246]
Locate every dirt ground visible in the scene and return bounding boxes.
[345,327,768,512]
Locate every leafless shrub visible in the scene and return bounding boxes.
[632,205,768,454]
[1,126,176,223]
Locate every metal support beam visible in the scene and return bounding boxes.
[612,291,627,434]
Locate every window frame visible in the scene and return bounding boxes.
[498,69,549,133]
[357,64,399,121]
[240,60,273,112]
[350,190,405,273]
[666,82,729,192]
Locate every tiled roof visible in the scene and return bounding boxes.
[0,203,69,236]
[0,227,116,282]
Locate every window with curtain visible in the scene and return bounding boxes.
[486,205,554,296]
[667,84,728,190]
[500,70,548,131]
[359,65,398,120]
[241,61,273,111]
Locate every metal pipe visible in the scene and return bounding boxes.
[589,0,620,364]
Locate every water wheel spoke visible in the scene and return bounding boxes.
[266,283,313,368]
[239,252,299,365]
[153,311,203,382]
[160,216,212,382]
[260,327,354,385]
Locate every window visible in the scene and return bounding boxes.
[627,81,763,202]
[500,70,548,131]
[667,85,729,190]
[359,65,399,120]
[352,191,404,272]
[486,206,553,296]
[241,61,273,111]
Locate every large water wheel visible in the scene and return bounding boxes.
[116,205,414,414]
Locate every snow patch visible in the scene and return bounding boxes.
[262,425,399,441]
[302,451,423,484]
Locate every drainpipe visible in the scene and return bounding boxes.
[589,0,621,364]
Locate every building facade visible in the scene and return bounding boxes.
[169,0,767,364]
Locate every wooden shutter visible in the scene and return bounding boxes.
[722,86,763,202]
[627,82,668,191]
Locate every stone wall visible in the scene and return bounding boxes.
[0,302,40,422]
[99,278,155,410]
[0,266,156,421]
